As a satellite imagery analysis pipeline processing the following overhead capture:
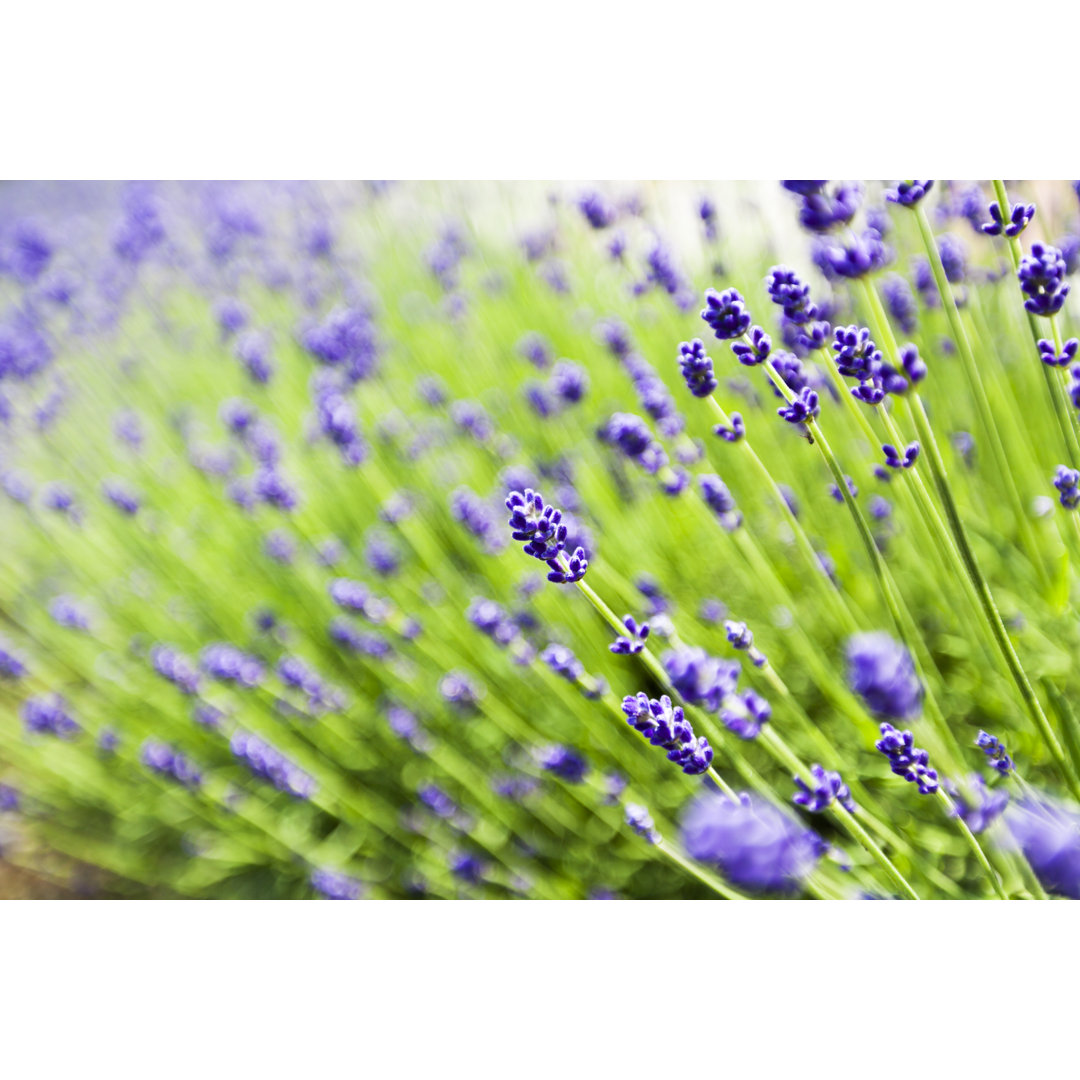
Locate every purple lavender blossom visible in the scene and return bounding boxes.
[230,730,316,799]
[846,632,923,719]
[621,693,713,775]
[626,803,661,843]
[141,740,202,788]
[1004,794,1080,898]
[537,744,590,783]
[875,723,938,794]
[21,694,80,737]
[311,868,363,900]
[793,764,855,813]
[682,792,822,893]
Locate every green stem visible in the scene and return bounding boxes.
[936,787,1009,900]
[912,197,1049,580]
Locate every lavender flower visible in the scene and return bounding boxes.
[537,745,590,783]
[875,723,939,794]
[0,641,27,680]
[550,361,588,404]
[699,474,742,531]
[938,234,967,285]
[599,413,667,474]
[982,200,1035,238]
[765,266,817,323]
[714,411,745,443]
[777,387,820,425]
[945,775,1008,834]
[793,764,856,813]
[1053,465,1080,510]
[22,694,80,737]
[578,191,617,229]
[1004,794,1080,898]
[49,595,91,631]
[141,740,202,788]
[230,730,316,799]
[1018,243,1070,317]
[1037,338,1079,368]
[731,326,772,367]
[814,230,889,279]
[626,803,662,844]
[885,180,934,207]
[662,647,740,712]
[678,339,717,397]
[846,632,923,720]
[795,183,862,234]
[439,670,481,711]
[681,792,822,893]
[882,275,918,334]
[719,689,771,740]
[151,645,202,695]
[200,643,264,689]
[621,693,713,774]
[882,441,920,470]
[311,868,363,900]
[610,615,650,655]
[724,620,766,668]
[976,731,1014,775]
[701,287,752,340]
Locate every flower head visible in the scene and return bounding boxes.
[885,180,934,208]
[982,199,1035,238]
[765,266,817,324]
[21,694,79,738]
[1052,465,1080,510]
[621,692,713,774]
[1018,243,1070,317]
[1004,794,1080,898]
[625,804,661,844]
[976,730,1014,775]
[793,764,856,813]
[610,615,650,655]
[701,287,752,340]
[681,792,823,893]
[537,744,590,783]
[677,339,717,397]
[875,723,938,794]
[846,632,923,720]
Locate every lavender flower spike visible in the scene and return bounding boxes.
[793,764,856,813]
[701,287,752,340]
[621,692,713,775]
[875,723,939,794]
[610,615,650,655]
[505,487,587,582]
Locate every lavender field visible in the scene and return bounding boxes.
[2,179,1079,901]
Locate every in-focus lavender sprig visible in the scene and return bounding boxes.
[621,692,713,774]
[976,730,1014,776]
[875,723,939,794]
[793,764,855,813]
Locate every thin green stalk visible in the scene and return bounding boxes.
[936,787,1009,900]
[760,356,960,769]
[906,389,1080,799]
[911,197,1049,579]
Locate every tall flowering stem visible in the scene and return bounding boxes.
[759,355,960,767]
[701,394,860,636]
[857,278,1080,799]
[910,197,1050,578]
[990,179,1080,465]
